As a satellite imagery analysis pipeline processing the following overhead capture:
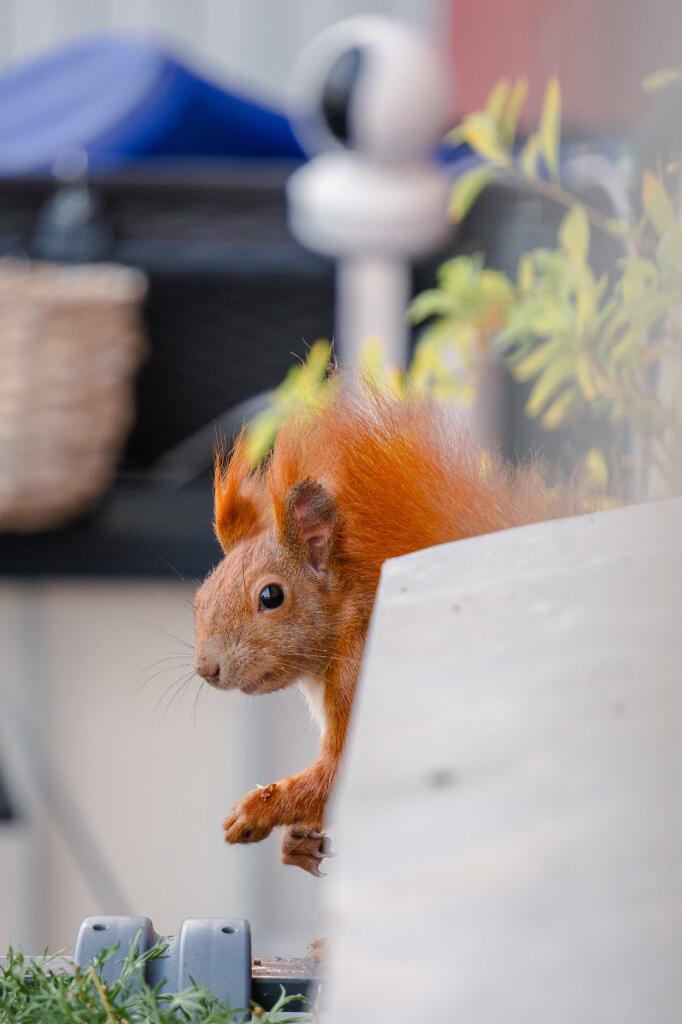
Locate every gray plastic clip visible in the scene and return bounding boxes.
[151,918,251,1010]
[75,915,157,988]
[74,915,251,1013]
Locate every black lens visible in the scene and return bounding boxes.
[321,47,363,145]
[259,584,284,610]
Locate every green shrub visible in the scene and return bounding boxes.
[412,74,682,499]
[0,939,312,1023]
[245,74,681,500]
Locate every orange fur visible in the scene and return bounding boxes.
[214,432,267,550]
[195,387,578,875]
[268,388,574,590]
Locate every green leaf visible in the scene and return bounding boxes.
[459,113,510,164]
[444,124,466,147]
[501,78,529,145]
[577,353,601,400]
[528,304,571,334]
[610,327,640,363]
[246,410,284,464]
[408,288,455,323]
[245,339,333,464]
[538,76,561,180]
[519,133,541,178]
[641,67,682,92]
[448,165,499,222]
[495,306,539,349]
[558,205,590,265]
[620,254,659,303]
[584,447,609,488]
[485,78,511,126]
[642,170,676,237]
[517,253,535,291]
[525,356,574,417]
[604,217,632,239]
[540,386,578,429]
[303,338,333,380]
[409,321,476,404]
[479,268,516,303]
[656,226,682,278]
[511,337,563,381]
[438,252,484,286]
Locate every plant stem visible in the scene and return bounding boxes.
[504,165,627,238]
[88,965,118,1024]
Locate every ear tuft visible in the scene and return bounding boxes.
[286,480,338,571]
[214,434,266,552]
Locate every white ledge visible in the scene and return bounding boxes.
[326,498,682,1024]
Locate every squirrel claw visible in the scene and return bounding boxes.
[282,824,334,876]
[306,937,329,961]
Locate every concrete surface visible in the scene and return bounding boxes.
[325,497,682,1023]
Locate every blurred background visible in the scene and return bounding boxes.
[0,0,680,959]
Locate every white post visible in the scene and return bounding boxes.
[336,256,411,368]
[325,497,682,1024]
[287,16,452,370]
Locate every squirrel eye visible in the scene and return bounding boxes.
[258,584,285,610]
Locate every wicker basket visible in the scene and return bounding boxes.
[0,260,148,531]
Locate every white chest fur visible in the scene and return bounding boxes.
[297,676,327,736]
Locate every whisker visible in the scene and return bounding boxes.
[148,548,200,587]
[142,585,196,614]
[141,653,193,674]
[158,590,196,612]
[192,680,207,730]
[157,672,196,728]
[137,660,193,695]
[150,671,192,723]
[131,618,195,651]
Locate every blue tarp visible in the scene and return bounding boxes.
[0,35,304,175]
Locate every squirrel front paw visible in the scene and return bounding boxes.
[223,784,278,844]
[281,824,334,877]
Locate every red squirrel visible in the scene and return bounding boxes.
[193,387,575,875]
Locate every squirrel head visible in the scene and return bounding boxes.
[194,438,343,695]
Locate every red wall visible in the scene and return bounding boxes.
[451,0,682,131]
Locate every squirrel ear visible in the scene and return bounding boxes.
[214,434,266,552]
[284,480,338,572]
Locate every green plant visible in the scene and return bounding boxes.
[0,939,312,1024]
[246,340,334,466]
[246,75,681,498]
[414,74,682,497]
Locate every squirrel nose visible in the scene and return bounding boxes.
[195,656,220,684]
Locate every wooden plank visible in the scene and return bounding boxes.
[325,498,682,1023]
